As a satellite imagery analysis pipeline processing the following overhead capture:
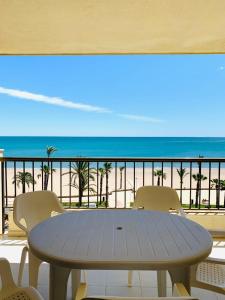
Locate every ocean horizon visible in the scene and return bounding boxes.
[1,136,225,158]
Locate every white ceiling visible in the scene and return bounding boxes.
[1,0,225,55]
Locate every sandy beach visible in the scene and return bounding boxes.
[4,166,225,209]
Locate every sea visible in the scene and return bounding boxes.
[0,136,225,158]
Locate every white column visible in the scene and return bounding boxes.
[0,149,4,234]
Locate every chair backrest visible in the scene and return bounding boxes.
[13,191,64,234]
[133,186,184,215]
[0,258,16,294]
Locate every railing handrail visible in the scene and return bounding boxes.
[2,157,225,162]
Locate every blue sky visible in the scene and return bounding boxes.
[0,55,225,136]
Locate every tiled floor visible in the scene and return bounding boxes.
[1,237,225,300]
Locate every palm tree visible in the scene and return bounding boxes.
[192,173,207,208]
[154,169,166,186]
[12,171,36,193]
[38,146,57,190]
[47,146,57,158]
[119,166,125,189]
[177,168,189,202]
[210,179,225,208]
[64,161,95,207]
[98,167,105,204]
[104,162,112,207]
[177,168,189,186]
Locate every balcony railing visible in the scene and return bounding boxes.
[1,156,225,215]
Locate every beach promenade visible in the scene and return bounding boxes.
[4,166,225,209]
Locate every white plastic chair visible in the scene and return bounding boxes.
[133,186,185,216]
[0,257,44,299]
[81,283,198,300]
[129,186,185,296]
[190,256,225,295]
[13,190,86,298]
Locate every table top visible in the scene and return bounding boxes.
[28,210,212,270]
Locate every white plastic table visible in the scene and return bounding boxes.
[28,210,212,300]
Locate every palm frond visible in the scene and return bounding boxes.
[46,146,57,158]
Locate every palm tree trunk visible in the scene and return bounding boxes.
[78,187,82,207]
[78,174,82,206]
[196,161,201,208]
[44,160,50,190]
[79,189,83,207]
[195,181,200,208]
[120,171,123,189]
[44,173,48,190]
[22,183,26,193]
[216,185,220,208]
[180,179,183,202]
[157,176,160,186]
[100,175,103,204]
[105,172,109,207]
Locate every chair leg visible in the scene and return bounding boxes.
[157,270,167,297]
[128,270,133,287]
[18,246,28,286]
[75,282,87,300]
[28,250,42,288]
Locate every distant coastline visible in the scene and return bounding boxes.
[1,136,225,158]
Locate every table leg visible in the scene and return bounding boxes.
[168,267,190,294]
[49,264,71,300]
[128,270,133,287]
[157,270,167,297]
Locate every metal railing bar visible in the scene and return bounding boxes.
[88,162,90,207]
[96,162,99,208]
[5,161,8,207]
[69,162,72,208]
[60,162,62,203]
[124,162,127,208]
[4,157,225,163]
[50,161,53,192]
[189,162,192,209]
[152,162,154,186]
[115,162,117,209]
[32,161,35,192]
[14,161,17,197]
[142,162,145,186]
[218,162,221,209]
[208,162,211,209]
[171,162,173,188]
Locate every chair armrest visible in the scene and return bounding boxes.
[208,229,225,238]
[0,258,17,290]
[205,256,225,265]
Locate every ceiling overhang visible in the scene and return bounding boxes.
[1,0,225,55]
